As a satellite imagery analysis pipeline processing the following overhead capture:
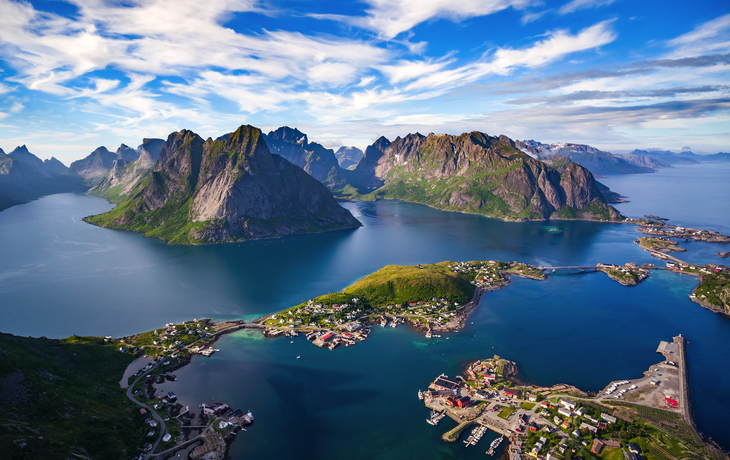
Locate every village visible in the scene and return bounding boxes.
[418,336,710,460]
[258,260,548,350]
[116,319,251,459]
[631,221,730,244]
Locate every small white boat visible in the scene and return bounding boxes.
[296,356,301,359]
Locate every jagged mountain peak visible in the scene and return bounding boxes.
[86,124,361,244]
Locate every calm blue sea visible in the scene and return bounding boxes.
[0,162,728,456]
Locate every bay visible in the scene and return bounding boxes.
[0,162,729,455]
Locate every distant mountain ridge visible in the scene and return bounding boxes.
[263,127,348,187]
[85,125,361,244]
[0,145,86,210]
[627,149,730,165]
[518,140,661,175]
[89,138,165,203]
[335,146,364,169]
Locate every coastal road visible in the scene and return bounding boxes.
[125,359,167,460]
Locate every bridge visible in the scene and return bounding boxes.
[535,266,598,271]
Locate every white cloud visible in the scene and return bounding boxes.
[316,0,534,39]
[404,20,617,91]
[9,101,23,113]
[667,13,730,58]
[521,10,550,24]
[379,59,453,84]
[558,0,616,15]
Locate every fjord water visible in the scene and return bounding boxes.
[0,162,728,456]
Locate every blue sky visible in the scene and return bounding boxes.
[0,0,729,163]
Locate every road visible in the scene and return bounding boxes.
[125,359,167,460]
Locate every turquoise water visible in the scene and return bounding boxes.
[1,162,729,455]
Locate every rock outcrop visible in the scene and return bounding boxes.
[85,125,361,244]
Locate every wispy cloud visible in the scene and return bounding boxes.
[312,0,534,39]
[558,0,616,15]
[667,13,730,57]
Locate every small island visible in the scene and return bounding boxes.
[635,224,730,244]
[254,260,547,349]
[596,263,650,286]
[630,222,730,315]
[419,336,725,459]
[636,236,687,253]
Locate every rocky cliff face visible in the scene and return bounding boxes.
[86,125,361,243]
[349,131,620,221]
[263,127,348,187]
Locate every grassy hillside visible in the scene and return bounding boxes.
[273,261,477,320]
[0,333,148,459]
[694,272,730,314]
[339,261,476,306]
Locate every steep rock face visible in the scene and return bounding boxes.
[335,146,364,169]
[350,131,620,221]
[69,147,117,180]
[350,136,391,190]
[263,127,348,187]
[86,125,361,244]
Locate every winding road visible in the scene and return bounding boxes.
[125,359,167,460]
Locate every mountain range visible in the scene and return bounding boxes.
[0,145,87,210]
[29,124,730,240]
[1,125,627,239]
[84,125,361,244]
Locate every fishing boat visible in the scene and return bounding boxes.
[486,435,504,456]
[418,390,423,400]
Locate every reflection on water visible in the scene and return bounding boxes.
[1,181,729,454]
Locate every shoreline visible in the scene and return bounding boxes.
[421,337,728,459]
[118,319,250,459]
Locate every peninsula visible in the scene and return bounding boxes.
[420,336,726,459]
[254,260,547,349]
[0,319,251,460]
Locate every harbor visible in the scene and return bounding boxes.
[419,338,725,459]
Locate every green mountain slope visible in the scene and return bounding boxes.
[85,125,361,244]
[0,333,146,459]
[341,131,621,221]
